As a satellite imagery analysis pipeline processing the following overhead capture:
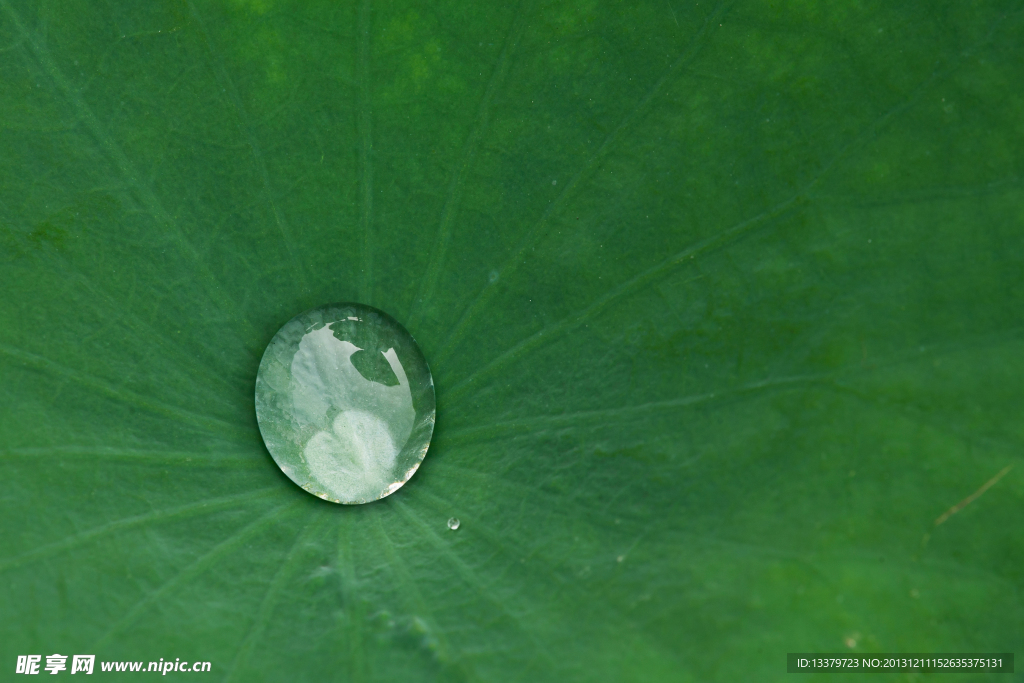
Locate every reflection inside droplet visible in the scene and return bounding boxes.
[255,303,435,504]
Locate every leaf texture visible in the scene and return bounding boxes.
[1,0,1022,680]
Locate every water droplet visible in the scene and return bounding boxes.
[255,303,435,504]
[447,517,460,530]
[488,270,499,284]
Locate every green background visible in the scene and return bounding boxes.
[1,0,1021,680]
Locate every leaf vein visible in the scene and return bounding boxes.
[406,0,530,329]
[0,489,277,573]
[433,0,732,367]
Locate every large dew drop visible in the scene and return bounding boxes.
[255,303,435,504]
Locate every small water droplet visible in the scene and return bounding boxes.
[552,179,557,185]
[447,517,460,530]
[255,303,436,504]
[488,270,499,284]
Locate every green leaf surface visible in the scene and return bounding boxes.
[2,0,1022,680]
